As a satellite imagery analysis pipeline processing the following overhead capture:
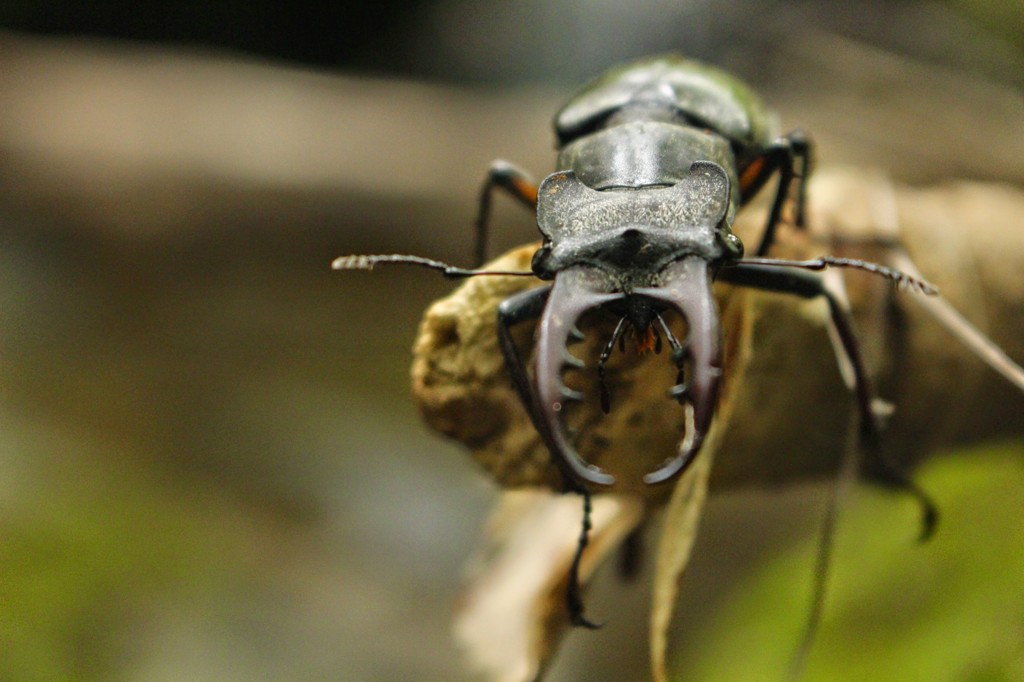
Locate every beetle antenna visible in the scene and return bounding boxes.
[738,256,938,295]
[332,254,535,279]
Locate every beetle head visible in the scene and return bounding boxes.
[528,162,735,487]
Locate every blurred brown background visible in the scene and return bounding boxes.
[0,2,1021,680]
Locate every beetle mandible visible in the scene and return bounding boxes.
[335,54,936,499]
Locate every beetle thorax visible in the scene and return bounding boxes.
[557,121,737,193]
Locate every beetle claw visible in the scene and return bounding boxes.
[535,268,620,487]
[668,382,690,400]
[637,257,722,485]
[559,385,585,402]
[533,259,721,489]
[562,350,586,370]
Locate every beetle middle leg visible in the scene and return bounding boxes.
[717,262,938,537]
[738,131,813,257]
[474,160,539,266]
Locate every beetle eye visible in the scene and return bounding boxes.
[721,231,743,258]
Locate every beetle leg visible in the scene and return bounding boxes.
[717,262,938,539]
[474,160,539,266]
[498,283,605,628]
[738,130,813,257]
[567,489,601,629]
[497,284,553,427]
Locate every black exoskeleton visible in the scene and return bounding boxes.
[334,54,939,627]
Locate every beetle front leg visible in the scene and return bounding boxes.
[497,284,551,424]
[497,283,605,629]
[738,131,813,257]
[474,160,539,266]
[718,262,937,538]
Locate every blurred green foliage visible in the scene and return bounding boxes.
[677,441,1024,681]
[0,450,262,680]
[5,435,1018,680]
[945,0,1024,51]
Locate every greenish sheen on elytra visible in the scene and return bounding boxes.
[549,55,777,231]
[555,54,777,150]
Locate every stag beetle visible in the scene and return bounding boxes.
[334,54,937,625]
[336,54,935,491]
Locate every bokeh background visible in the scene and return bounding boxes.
[0,2,1021,680]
